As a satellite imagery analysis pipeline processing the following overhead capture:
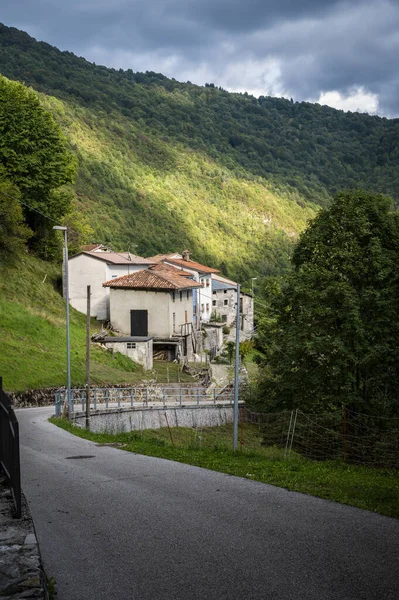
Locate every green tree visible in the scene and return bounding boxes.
[257,190,399,415]
[0,170,32,262]
[0,75,76,255]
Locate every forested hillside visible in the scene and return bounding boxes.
[1,23,399,282]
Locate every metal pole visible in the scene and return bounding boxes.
[233,284,241,451]
[54,225,71,420]
[85,285,91,429]
[63,229,72,420]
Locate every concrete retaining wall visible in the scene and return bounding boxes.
[73,404,235,434]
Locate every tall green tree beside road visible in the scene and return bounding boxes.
[257,190,399,415]
[0,169,32,262]
[0,75,76,256]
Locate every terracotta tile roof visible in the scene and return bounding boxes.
[146,252,219,274]
[146,253,182,262]
[103,266,201,290]
[80,244,105,252]
[163,257,220,274]
[150,263,191,277]
[71,251,156,266]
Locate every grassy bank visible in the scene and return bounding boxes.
[50,418,399,519]
[0,254,194,391]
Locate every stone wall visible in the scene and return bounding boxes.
[73,404,235,434]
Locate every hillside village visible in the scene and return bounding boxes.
[68,245,254,370]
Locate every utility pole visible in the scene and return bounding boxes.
[233,284,241,451]
[85,285,91,429]
[53,226,71,419]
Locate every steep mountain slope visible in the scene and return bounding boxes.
[1,24,398,282]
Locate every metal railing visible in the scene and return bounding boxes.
[54,385,234,416]
[0,377,21,518]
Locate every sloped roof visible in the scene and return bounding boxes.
[103,265,201,290]
[164,257,220,274]
[146,253,182,262]
[150,263,192,277]
[146,251,219,275]
[212,273,237,287]
[80,244,106,252]
[71,251,155,266]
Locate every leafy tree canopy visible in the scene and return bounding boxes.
[0,167,32,262]
[256,190,399,415]
[0,74,76,255]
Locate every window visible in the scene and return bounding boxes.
[112,274,117,278]
[224,299,228,306]
[173,312,176,333]
[206,303,209,311]
[201,303,205,313]
[206,279,210,287]
[212,300,216,306]
[172,291,175,302]
[127,342,136,349]
[221,314,228,323]
[186,290,189,299]
[179,291,183,301]
[213,290,217,295]
[224,289,227,294]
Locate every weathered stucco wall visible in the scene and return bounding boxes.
[103,339,153,370]
[73,405,234,433]
[109,288,194,337]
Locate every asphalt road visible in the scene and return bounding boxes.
[18,407,399,600]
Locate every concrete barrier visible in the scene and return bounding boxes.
[73,404,237,434]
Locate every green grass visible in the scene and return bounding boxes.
[50,417,399,519]
[0,254,195,391]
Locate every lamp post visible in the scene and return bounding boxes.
[233,284,241,451]
[251,277,257,299]
[53,226,71,419]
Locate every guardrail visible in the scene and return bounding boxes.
[0,377,21,518]
[54,385,234,416]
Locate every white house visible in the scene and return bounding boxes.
[146,250,220,326]
[211,274,254,337]
[68,247,155,320]
[103,264,201,361]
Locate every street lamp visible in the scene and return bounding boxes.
[251,277,257,299]
[53,226,71,419]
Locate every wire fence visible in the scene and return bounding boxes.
[126,406,399,469]
[244,407,399,469]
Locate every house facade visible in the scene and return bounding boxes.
[211,274,254,337]
[103,265,200,361]
[68,247,155,320]
[146,250,219,326]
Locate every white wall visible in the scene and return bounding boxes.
[103,340,153,370]
[68,255,147,320]
[109,288,194,337]
[198,275,213,323]
[69,254,109,320]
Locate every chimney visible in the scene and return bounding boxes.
[182,249,190,261]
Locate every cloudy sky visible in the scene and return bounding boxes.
[2,0,399,117]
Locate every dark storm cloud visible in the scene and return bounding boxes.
[2,0,399,115]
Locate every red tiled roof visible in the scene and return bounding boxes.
[71,251,156,266]
[150,263,191,277]
[103,266,201,290]
[163,257,220,274]
[146,253,181,262]
[146,252,219,274]
[81,244,104,252]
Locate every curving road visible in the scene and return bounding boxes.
[17,407,399,600]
